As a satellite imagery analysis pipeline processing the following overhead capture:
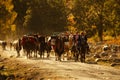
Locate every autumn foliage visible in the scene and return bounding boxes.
[0,0,120,42]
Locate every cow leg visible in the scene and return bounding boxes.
[55,53,61,61]
[55,53,58,61]
[58,56,61,61]
[57,53,61,61]
[39,51,43,58]
[26,50,30,59]
[30,51,32,58]
[47,51,50,58]
[42,52,44,58]
[59,53,63,61]
[16,50,20,57]
[39,52,42,58]
[34,50,37,58]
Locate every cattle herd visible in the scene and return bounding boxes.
[0,32,120,63]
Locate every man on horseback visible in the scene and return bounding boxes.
[79,31,88,62]
[73,31,89,62]
[73,31,81,61]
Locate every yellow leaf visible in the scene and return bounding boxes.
[11,24,16,31]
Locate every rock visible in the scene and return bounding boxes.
[110,63,120,67]
[103,45,110,51]
[0,73,7,80]
[10,55,15,58]
[0,58,8,62]
[0,65,5,70]
[113,59,120,63]
[100,51,108,57]
[15,73,22,78]
[40,78,44,80]
[95,58,109,62]
[93,54,101,58]
[3,58,8,61]
[7,74,15,80]
[95,58,102,62]
[87,61,97,64]
[109,54,118,59]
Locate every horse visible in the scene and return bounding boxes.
[72,34,88,62]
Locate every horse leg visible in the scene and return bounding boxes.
[83,52,86,62]
[75,48,80,62]
[75,53,79,62]
[80,53,85,62]
[80,53,83,62]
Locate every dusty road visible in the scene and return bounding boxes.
[0,47,120,80]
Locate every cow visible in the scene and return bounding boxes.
[21,35,37,58]
[38,35,46,58]
[13,39,22,57]
[0,41,7,50]
[54,36,65,61]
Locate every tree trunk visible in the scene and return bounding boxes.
[97,14,103,41]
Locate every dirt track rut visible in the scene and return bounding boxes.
[0,48,120,80]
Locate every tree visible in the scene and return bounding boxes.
[72,0,95,37]
[104,0,120,38]
[72,0,120,41]
[22,0,68,35]
[0,0,17,39]
[12,0,30,35]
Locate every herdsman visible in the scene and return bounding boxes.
[79,31,90,62]
[73,31,89,62]
[72,31,81,61]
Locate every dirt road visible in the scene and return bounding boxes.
[0,48,120,80]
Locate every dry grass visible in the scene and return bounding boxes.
[88,35,120,45]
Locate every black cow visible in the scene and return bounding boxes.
[45,40,52,58]
[54,36,64,61]
[38,36,46,58]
